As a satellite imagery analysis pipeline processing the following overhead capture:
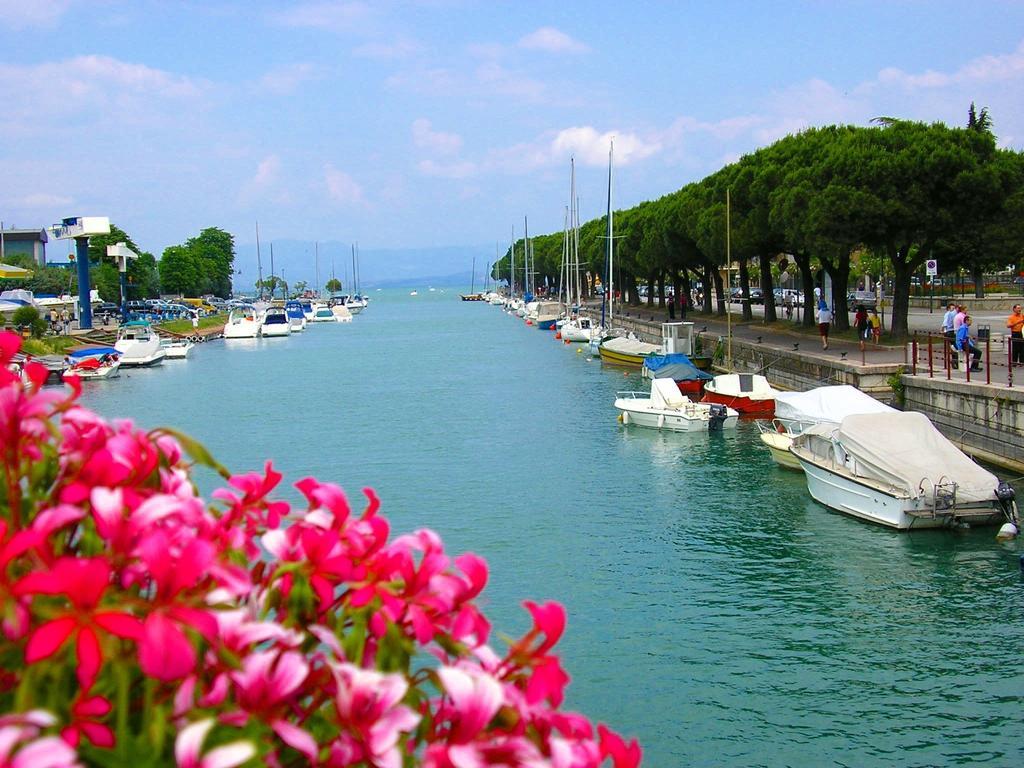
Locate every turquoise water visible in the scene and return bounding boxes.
[79,291,1024,767]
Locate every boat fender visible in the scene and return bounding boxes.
[621,411,629,425]
[996,522,1018,541]
[576,348,582,353]
[657,414,665,428]
[555,332,561,339]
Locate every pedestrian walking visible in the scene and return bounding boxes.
[854,305,869,352]
[869,308,881,345]
[816,299,832,350]
[1007,304,1024,366]
[941,302,957,345]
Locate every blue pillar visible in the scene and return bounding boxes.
[119,270,128,317]
[75,236,92,330]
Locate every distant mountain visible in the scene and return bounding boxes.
[233,240,500,292]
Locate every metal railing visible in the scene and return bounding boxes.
[906,331,1022,387]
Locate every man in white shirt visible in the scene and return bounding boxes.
[941,302,957,343]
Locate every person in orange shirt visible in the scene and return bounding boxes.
[1006,304,1024,366]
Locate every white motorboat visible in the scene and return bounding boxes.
[114,322,165,366]
[757,385,896,469]
[310,303,337,322]
[790,411,1018,530]
[64,347,121,380]
[701,373,781,418]
[223,305,261,339]
[285,301,307,332]
[561,316,598,343]
[160,338,194,359]
[260,306,292,337]
[331,304,353,323]
[615,378,738,432]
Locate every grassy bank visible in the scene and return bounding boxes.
[156,314,227,335]
[20,336,82,356]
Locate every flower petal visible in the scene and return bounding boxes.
[25,618,76,664]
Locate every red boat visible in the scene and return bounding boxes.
[643,354,713,399]
[700,373,779,417]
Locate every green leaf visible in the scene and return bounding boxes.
[149,427,231,480]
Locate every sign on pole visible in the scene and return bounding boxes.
[926,258,938,277]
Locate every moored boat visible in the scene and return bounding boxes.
[615,378,738,432]
[160,338,194,359]
[701,373,779,417]
[310,304,337,322]
[223,305,262,339]
[285,300,307,332]
[790,411,1018,530]
[597,335,661,367]
[260,306,292,337]
[114,321,165,366]
[643,353,713,398]
[64,347,121,379]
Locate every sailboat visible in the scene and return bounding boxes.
[461,256,484,301]
[560,158,597,342]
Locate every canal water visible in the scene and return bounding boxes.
[79,291,1024,767]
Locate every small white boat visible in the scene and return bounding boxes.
[790,411,1017,530]
[615,378,738,432]
[223,305,261,339]
[160,338,194,359]
[260,306,292,337]
[331,304,353,323]
[561,316,598,343]
[701,373,780,418]
[114,322,165,366]
[410,290,418,296]
[310,303,337,322]
[285,301,307,332]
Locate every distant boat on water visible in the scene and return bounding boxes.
[410,290,418,296]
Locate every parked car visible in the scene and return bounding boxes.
[97,302,122,316]
[749,288,764,305]
[847,290,877,310]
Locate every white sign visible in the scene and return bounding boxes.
[926,259,938,277]
[49,216,111,240]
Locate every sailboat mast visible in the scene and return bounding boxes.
[314,242,319,295]
[608,140,615,325]
[510,225,516,298]
[523,216,530,299]
[256,221,264,300]
[355,243,360,296]
[269,242,276,301]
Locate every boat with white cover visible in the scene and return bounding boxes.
[310,303,337,322]
[598,335,661,367]
[790,411,1018,530]
[285,300,307,332]
[701,373,781,418]
[223,305,262,339]
[757,385,896,469]
[615,378,738,432]
[260,306,292,337]
[331,303,353,322]
[114,321,165,366]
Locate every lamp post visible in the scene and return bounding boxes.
[107,243,139,318]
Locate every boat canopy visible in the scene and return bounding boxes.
[67,346,118,358]
[601,336,661,356]
[649,378,690,409]
[644,353,712,382]
[800,412,999,504]
[774,385,895,424]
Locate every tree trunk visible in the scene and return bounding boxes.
[821,254,852,332]
[887,243,916,338]
[972,265,984,298]
[702,265,713,312]
[794,251,816,328]
[712,268,726,315]
[738,258,753,321]
[759,253,777,323]
[647,272,656,307]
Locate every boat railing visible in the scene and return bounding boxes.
[616,391,651,400]
[755,417,817,436]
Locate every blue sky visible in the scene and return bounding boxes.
[3,1,1024,283]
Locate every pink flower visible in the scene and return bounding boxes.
[332,662,420,768]
[14,558,142,689]
[437,666,504,743]
[174,719,254,768]
[0,710,81,768]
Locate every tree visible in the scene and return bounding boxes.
[159,245,201,295]
[967,102,993,135]
[325,277,342,293]
[186,227,235,297]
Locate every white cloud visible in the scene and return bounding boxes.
[270,1,371,33]
[324,164,365,205]
[258,62,317,95]
[551,126,661,166]
[411,118,462,155]
[870,40,1024,91]
[239,155,286,205]
[518,27,588,54]
[475,62,546,101]
[19,192,73,207]
[0,0,71,28]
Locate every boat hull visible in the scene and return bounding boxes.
[598,347,648,368]
[758,432,801,470]
[701,391,776,418]
[794,452,1004,530]
[118,350,165,367]
[615,401,738,432]
[65,361,120,380]
[260,324,291,337]
[536,317,558,331]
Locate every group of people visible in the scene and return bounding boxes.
[48,308,72,335]
[941,303,985,371]
[814,300,881,351]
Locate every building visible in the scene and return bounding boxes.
[0,227,49,266]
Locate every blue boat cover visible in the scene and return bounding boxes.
[68,346,118,358]
[643,353,712,381]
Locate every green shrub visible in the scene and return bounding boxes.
[11,306,49,339]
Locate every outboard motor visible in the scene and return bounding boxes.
[995,481,1019,540]
[708,403,728,432]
